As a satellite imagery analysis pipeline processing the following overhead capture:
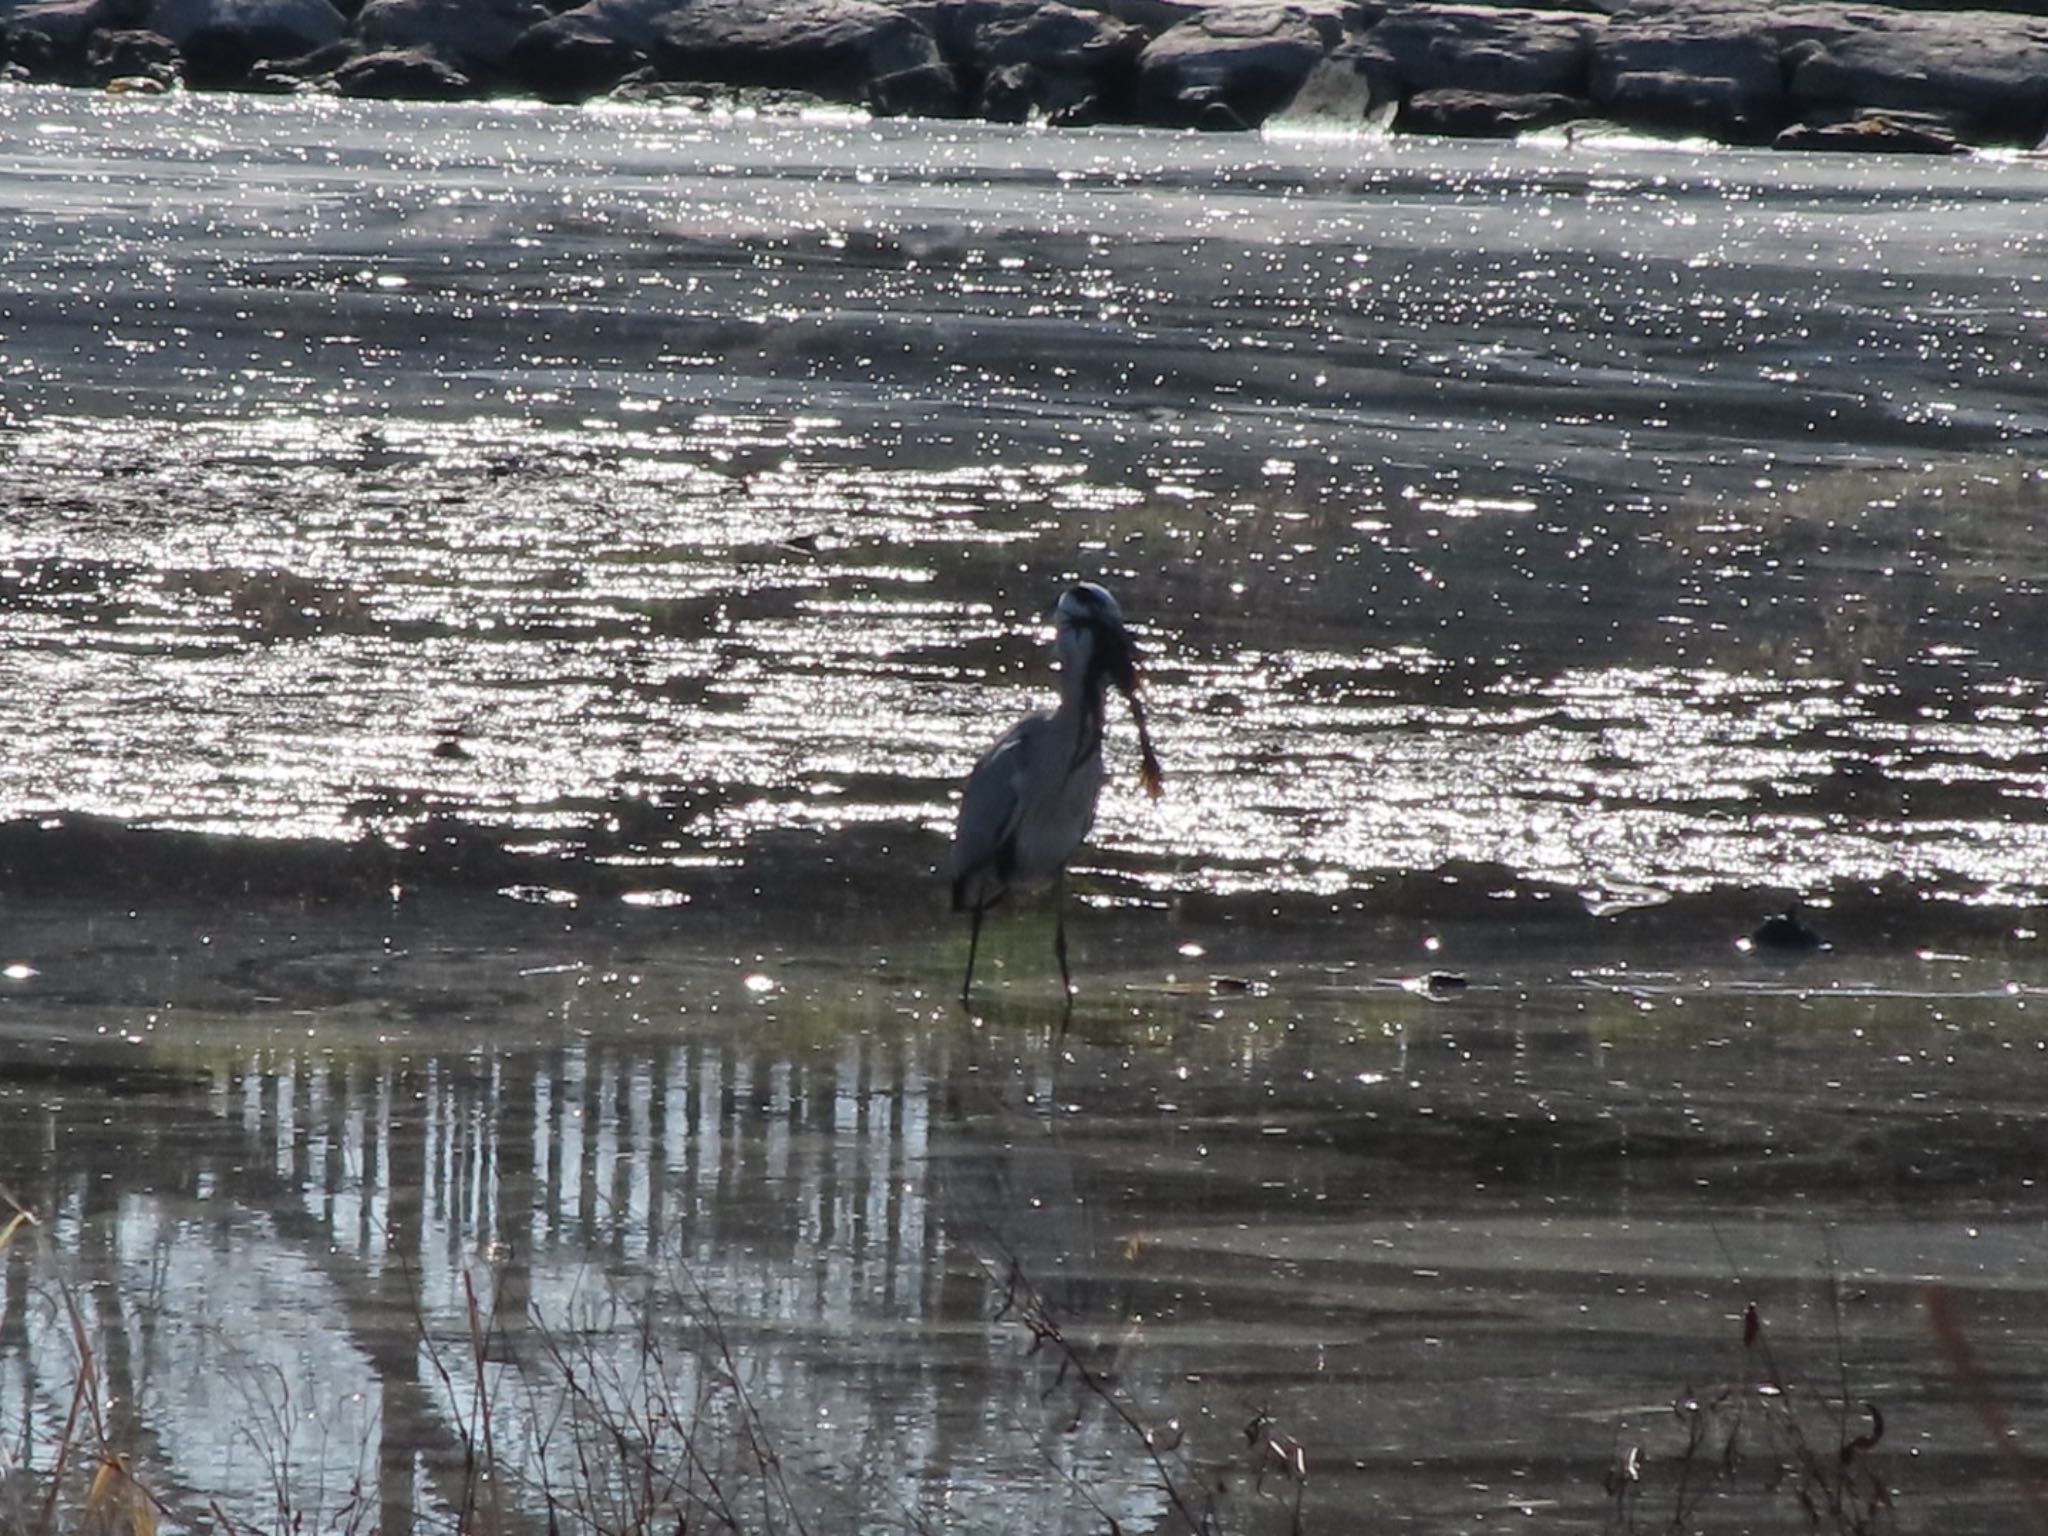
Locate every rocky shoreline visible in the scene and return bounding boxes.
[4,0,2048,152]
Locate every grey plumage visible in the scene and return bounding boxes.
[950,582,1162,1009]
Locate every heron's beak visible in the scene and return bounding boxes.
[1097,619,1141,696]
[1100,621,1164,801]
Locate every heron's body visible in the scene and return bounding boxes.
[950,583,1161,1008]
[950,677,1108,914]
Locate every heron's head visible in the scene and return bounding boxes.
[1053,582,1165,799]
[1054,582,1140,694]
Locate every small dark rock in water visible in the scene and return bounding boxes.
[432,738,473,761]
[1402,971,1469,999]
[1749,906,1825,953]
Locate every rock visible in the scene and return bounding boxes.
[1775,2,2048,145]
[897,0,1135,66]
[86,24,180,82]
[238,56,306,85]
[910,0,1142,120]
[979,58,1101,121]
[1,0,139,80]
[527,0,675,53]
[504,9,649,101]
[980,0,1144,72]
[1351,4,1595,96]
[240,30,345,73]
[605,73,828,109]
[1399,85,1586,135]
[147,0,346,86]
[645,0,958,116]
[5,0,140,48]
[869,57,959,115]
[1589,6,1786,142]
[353,0,548,74]
[1135,3,1337,129]
[1746,904,1826,952]
[147,0,345,51]
[331,42,477,95]
[1268,45,1396,128]
[1775,106,1967,152]
[1104,0,1357,35]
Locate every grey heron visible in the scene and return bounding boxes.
[950,582,1163,1009]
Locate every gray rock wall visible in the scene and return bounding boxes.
[4,0,2047,151]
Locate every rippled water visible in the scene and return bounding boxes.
[4,86,2048,1535]
[5,90,2048,909]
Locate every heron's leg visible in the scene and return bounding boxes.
[1053,874,1073,1001]
[960,902,985,1009]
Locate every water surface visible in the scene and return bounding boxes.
[3,87,2048,1534]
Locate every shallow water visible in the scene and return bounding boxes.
[6,898,2048,1533]
[5,91,2048,907]
[2,86,2048,1533]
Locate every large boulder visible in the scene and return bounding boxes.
[502,0,669,99]
[1350,5,1595,97]
[1774,2,2048,144]
[972,0,1143,73]
[148,0,345,83]
[1591,0,2048,146]
[0,0,141,78]
[5,0,133,48]
[649,0,957,115]
[899,0,1143,120]
[1267,47,1397,129]
[1135,3,1338,128]
[353,0,548,73]
[1589,5,1787,142]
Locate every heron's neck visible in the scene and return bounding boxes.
[1053,628,1108,716]
[1052,632,1108,762]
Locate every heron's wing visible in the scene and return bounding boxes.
[949,715,1042,906]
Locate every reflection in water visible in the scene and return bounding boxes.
[3,902,2047,1532]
